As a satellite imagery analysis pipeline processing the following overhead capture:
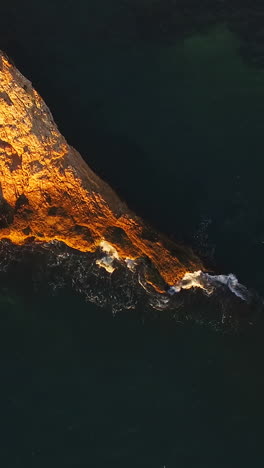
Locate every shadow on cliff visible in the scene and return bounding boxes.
[0,183,14,229]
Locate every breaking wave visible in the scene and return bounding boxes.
[0,239,262,330]
[168,271,256,303]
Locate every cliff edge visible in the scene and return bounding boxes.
[0,51,203,291]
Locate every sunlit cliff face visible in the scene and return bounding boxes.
[0,51,203,294]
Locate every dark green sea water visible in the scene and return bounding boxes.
[1,2,264,466]
[1,285,264,468]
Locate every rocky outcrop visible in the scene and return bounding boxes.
[0,51,203,291]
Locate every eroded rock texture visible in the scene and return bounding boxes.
[0,51,202,291]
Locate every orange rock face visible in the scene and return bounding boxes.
[0,51,203,291]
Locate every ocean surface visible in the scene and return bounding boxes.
[1,2,264,466]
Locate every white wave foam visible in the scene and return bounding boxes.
[169,270,253,303]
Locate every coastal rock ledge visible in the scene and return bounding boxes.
[0,51,202,292]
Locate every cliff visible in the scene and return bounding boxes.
[0,51,203,291]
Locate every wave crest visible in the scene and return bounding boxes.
[0,239,262,329]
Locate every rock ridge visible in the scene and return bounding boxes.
[0,51,203,290]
